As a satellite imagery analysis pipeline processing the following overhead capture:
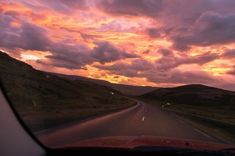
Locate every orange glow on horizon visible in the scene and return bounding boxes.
[1,0,235,89]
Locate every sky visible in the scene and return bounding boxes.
[1,0,235,90]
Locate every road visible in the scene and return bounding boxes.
[38,101,221,147]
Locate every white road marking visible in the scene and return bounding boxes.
[142,116,145,122]
[194,129,212,138]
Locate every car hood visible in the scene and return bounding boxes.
[58,135,235,151]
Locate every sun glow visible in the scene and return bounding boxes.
[21,54,41,61]
[1,0,235,89]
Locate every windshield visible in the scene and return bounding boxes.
[0,0,235,150]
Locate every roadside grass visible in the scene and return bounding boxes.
[165,104,235,124]
[4,84,136,132]
[163,104,235,144]
[2,73,137,132]
[0,52,136,132]
[20,100,135,132]
[171,111,235,144]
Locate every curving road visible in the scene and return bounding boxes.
[38,101,221,147]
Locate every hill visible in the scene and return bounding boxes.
[0,51,136,131]
[52,73,157,96]
[141,84,235,143]
[141,84,235,105]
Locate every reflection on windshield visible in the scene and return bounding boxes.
[0,0,235,150]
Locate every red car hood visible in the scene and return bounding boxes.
[59,136,235,151]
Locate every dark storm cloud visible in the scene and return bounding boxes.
[228,70,235,76]
[146,70,216,84]
[147,28,161,38]
[19,23,51,51]
[22,0,89,13]
[38,42,138,69]
[2,0,235,90]
[96,49,218,81]
[172,12,235,50]
[97,0,163,17]
[155,49,219,71]
[0,12,91,69]
[62,28,101,41]
[3,10,20,17]
[227,66,235,76]
[91,42,139,64]
[182,52,219,65]
[96,57,217,85]
[45,42,138,69]
[96,59,153,77]
[99,0,235,51]
[0,15,91,69]
[158,1,235,50]
[45,43,92,69]
[0,14,51,51]
[57,0,88,9]
[221,49,235,58]
[0,12,137,69]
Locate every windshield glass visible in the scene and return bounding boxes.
[0,0,235,150]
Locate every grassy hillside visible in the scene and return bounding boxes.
[141,84,235,105]
[53,73,157,96]
[140,84,235,143]
[0,52,136,131]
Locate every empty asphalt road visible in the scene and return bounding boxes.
[38,101,221,147]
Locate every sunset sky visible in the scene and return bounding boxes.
[1,0,235,90]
